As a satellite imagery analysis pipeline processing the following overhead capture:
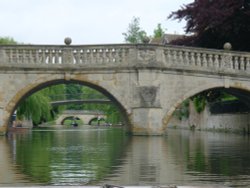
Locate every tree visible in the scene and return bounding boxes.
[168,0,250,51]
[16,84,66,126]
[17,92,52,125]
[65,84,83,110]
[0,37,17,44]
[123,17,147,43]
[153,23,165,39]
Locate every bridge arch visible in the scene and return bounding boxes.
[61,116,81,125]
[162,82,250,131]
[88,116,106,125]
[5,76,131,132]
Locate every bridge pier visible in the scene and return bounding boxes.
[0,109,7,136]
[131,108,164,136]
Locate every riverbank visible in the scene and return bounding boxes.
[168,102,250,134]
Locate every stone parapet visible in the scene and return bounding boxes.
[0,44,250,76]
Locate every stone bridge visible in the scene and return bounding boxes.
[56,110,106,125]
[0,42,250,135]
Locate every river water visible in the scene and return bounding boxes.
[0,126,250,187]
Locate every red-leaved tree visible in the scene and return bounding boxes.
[168,0,250,51]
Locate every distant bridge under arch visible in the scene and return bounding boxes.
[56,110,106,125]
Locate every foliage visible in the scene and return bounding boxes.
[16,84,66,126]
[174,99,190,120]
[17,92,52,125]
[123,17,147,43]
[0,37,17,44]
[45,84,66,117]
[193,95,207,113]
[65,84,83,110]
[168,0,250,51]
[153,23,165,39]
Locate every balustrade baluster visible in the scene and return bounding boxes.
[40,49,43,64]
[9,49,13,63]
[15,49,20,64]
[208,54,213,67]
[177,51,183,65]
[84,49,89,64]
[96,49,101,64]
[240,57,245,70]
[20,49,23,63]
[29,50,34,63]
[246,57,250,70]
[42,50,46,64]
[114,48,119,63]
[164,49,171,64]
[234,56,239,70]
[190,52,195,66]
[104,49,109,63]
[74,49,80,64]
[48,50,53,64]
[202,53,208,67]
[98,49,101,63]
[172,50,177,65]
[112,49,118,63]
[78,50,83,64]
[35,50,39,64]
[24,49,28,63]
[196,53,201,66]
[87,49,92,64]
[54,50,59,64]
[81,49,86,64]
[214,55,219,68]
[103,49,106,63]
[19,49,22,63]
[112,48,116,62]
[184,51,189,65]
[120,48,126,63]
[121,48,125,63]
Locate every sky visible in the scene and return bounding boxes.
[0,0,193,45]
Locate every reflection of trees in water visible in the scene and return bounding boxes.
[6,129,250,186]
[1,134,32,185]
[11,128,130,185]
[167,130,250,176]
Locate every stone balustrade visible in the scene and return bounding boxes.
[0,45,130,65]
[0,44,250,75]
[164,45,250,72]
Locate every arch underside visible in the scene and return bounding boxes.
[5,76,130,133]
[162,82,250,131]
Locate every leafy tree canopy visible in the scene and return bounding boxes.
[168,0,250,51]
[153,23,165,39]
[0,37,17,44]
[123,17,147,43]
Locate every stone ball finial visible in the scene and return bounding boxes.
[64,37,72,45]
[223,42,232,50]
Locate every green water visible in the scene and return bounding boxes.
[1,127,250,187]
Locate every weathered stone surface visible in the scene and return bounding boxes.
[138,86,160,108]
[0,44,250,135]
